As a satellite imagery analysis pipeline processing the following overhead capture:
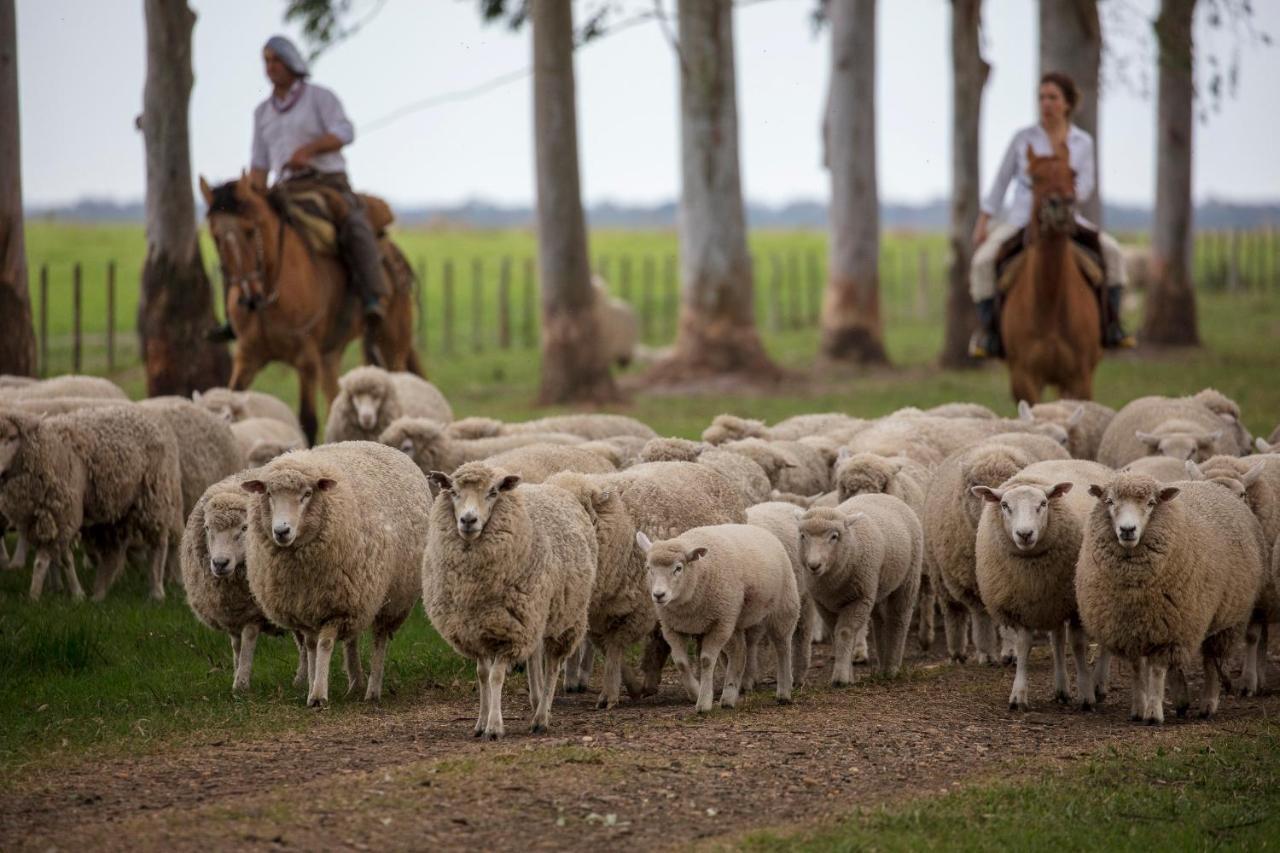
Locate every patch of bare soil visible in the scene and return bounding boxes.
[3,642,1278,852]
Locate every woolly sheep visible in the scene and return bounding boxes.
[547,462,748,708]
[0,374,127,401]
[798,493,923,684]
[230,417,307,464]
[1076,473,1267,723]
[424,463,596,737]
[639,437,773,505]
[847,415,1069,466]
[925,402,998,420]
[481,443,617,483]
[1018,399,1116,460]
[324,367,453,444]
[1097,392,1247,467]
[1190,388,1253,455]
[447,413,655,441]
[181,472,306,693]
[592,277,639,368]
[722,437,830,496]
[377,416,582,477]
[702,413,867,446]
[745,501,817,688]
[923,434,1070,664]
[769,490,840,509]
[138,397,245,518]
[636,523,800,711]
[243,442,429,706]
[1121,455,1193,482]
[972,458,1114,710]
[192,387,303,433]
[0,375,35,389]
[0,406,183,601]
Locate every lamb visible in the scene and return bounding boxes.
[722,437,831,496]
[377,416,582,478]
[423,463,596,738]
[546,462,747,708]
[923,434,1070,664]
[1097,392,1248,467]
[323,366,453,444]
[592,276,639,368]
[243,442,429,706]
[181,472,306,693]
[972,458,1115,710]
[446,413,655,441]
[636,523,799,711]
[701,413,866,446]
[138,397,245,518]
[192,387,303,433]
[745,501,816,688]
[0,374,127,401]
[639,437,773,505]
[0,406,183,601]
[797,492,923,684]
[1019,399,1116,460]
[230,417,307,464]
[1121,455,1193,482]
[481,443,617,483]
[1076,473,1267,723]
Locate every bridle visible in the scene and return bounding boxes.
[1032,159,1076,237]
[212,214,284,311]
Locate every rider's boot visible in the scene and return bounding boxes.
[206,322,237,343]
[1103,286,1136,348]
[968,298,1002,359]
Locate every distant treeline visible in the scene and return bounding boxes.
[26,196,1280,232]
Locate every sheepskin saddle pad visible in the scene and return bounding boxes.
[995,227,1105,295]
[270,187,396,256]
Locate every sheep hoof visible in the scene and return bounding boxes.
[1238,686,1255,698]
[1129,713,1142,722]
[1144,716,1160,726]
[530,723,548,735]
[776,695,793,706]
[950,653,968,664]
[830,678,851,688]
[594,696,615,710]
[1054,691,1071,706]
[485,730,503,741]
[306,696,328,709]
[1079,701,1094,713]
[473,727,485,738]
[1001,655,1016,666]
[232,681,250,695]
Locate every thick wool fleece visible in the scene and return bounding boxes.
[1075,475,1266,665]
[422,465,596,666]
[975,459,1113,631]
[231,417,307,462]
[379,416,582,476]
[139,398,245,517]
[1028,399,1116,460]
[194,388,303,431]
[482,443,617,483]
[834,452,930,515]
[1097,395,1243,468]
[1122,455,1193,482]
[450,414,656,442]
[245,442,429,642]
[324,367,453,444]
[0,374,127,401]
[925,402,998,420]
[639,438,771,505]
[848,416,1063,466]
[746,501,817,682]
[1199,454,1280,548]
[1191,388,1252,455]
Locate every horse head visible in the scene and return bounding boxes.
[1026,143,1076,238]
[200,173,275,312]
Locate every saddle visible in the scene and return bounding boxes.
[994,226,1105,294]
[271,186,396,256]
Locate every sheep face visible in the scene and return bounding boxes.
[635,531,706,607]
[351,391,385,432]
[1087,477,1180,549]
[204,494,250,578]
[797,508,864,578]
[242,470,336,547]
[1135,426,1222,462]
[834,453,895,503]
[428,468,520,542]
[0,415,22,475]
[973,482,1072,551]
[380,419,445,472]
[193,389,246,423]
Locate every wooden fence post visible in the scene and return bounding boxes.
[663,254,677,340]
[472,258,484,353]
[415,257,426,353]
[106,260,116,372]
[523,257,536,348]
[915,249,930,320]
[806,250,821,326]
[72,262,82,373]
[497,256,512,350]
[769,254,783,333]
[442,259,455,355]
[620,255,632,304]
[641,256,655,342]
[1228,230,1240,292]
[39,264,48,377]
[786,251,801,329]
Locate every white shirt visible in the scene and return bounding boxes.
[250,81,354,181]
[981,123,1095,229]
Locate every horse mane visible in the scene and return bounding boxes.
[208,182,245,215]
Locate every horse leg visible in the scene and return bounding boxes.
[228,349,262,393]
[319,351,342,405]
[296,358,320,446]
[1009,368,1040,406]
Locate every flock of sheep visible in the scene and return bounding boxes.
[2,369,1278,737]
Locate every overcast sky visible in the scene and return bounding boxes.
[16,0,1280,209]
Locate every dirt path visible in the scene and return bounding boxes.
[4,644,1278,852]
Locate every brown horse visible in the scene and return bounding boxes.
[200,174,421,443]
[1000,144,1101,404]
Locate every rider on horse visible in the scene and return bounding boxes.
[209,34,386,343]
[969,71,1135,359]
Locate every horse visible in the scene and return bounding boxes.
[999,144,1101,404]
[200,174,422,444]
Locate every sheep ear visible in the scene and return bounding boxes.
[316,478,337,491]
[1087,484,1106,499]
[1158,487,1181,503]
[1047,482,1073,500]
[498,474,521,492]
[1184,460,1204,480]
[1017,400,1033,421]
[399,439,414,454]
[1218,411,1238,424]
[427,471,453,493]
[241,479,266,494]
[635,531,652,554]
[1241,462,1265,488]
[1256,437,1274,453]
[1199,430,1222,447]
[1067,406,1085,428]
[971,486,1001,503]
[686,546,708,563]
[844,511,867,527]
[1135,431,1160,449]
[836,447,852,463]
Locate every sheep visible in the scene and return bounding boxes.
[639,437,773,505]
[481,443,617,483]
[546,462,748,708]
[0,374,128,401]
[722,437,831,496]
[923,434,1070,664]
[192,387,302,433]
[181,472,306,693]
[745,501,817,688]
[230,417,307,464]
[636,523,799,711]
[243,442,429,706]
[925,402,998,420]
[1097,392,1248,467]
[324,367,453,444]
[1121,455,1193,482]
[378,416,582,478]
[0,406,183,601]
[1076,473,1267,723]
[138,397,245,519]
[797,492,923,684]
[769,490,840,509]
[446,413,655,442]
[972,458,1114,710]
[702,413,867,446]
[0,375,35,389]
[592,276,639,368]
[1018,399,1116,460]
[846,415,1070,465]
[1190,388,1253,455]
[423,463,596,738]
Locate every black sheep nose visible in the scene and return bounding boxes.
[459,512,478,531]
[1118,525,1137,539]
[1016,529,1034,543]
[273,523,292,541]
[211,557,231,573]
[652,591,667,604]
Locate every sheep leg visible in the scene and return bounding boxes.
[696,625,733,713]
[1128,657,1147,721]
[59,549,85,601]
[1068,624,1097,710]
[474,658,492,737]
[230,633,242,674]
[1008,628,1035,711]
[640,629,671,698]
[1199,653,1223,718]
[791,598,814,690]
[1240,620,1263,697]
[364,631,390,702]
[90,546,126,602]
[879,578,917,677]
[999,626,1018,666]
[851,622,870,665]
[304,634,318,692]
[662,626,700,701]
[146,539,168,602]
[719,632,747,709]
[1259,622,1270,694]
[292,632,309,689]
[1049,624,1070,704]
[1143,658,1167,725]
[307,625,339,708]
[740,625,763,693]
[915,576,936,653]
[831,600,872,687]
[1093,648,1112,701]
[532,646,565,734]
[1169,664,1191,718]
[0,531,7,567]
[772,622,794,705]
[941,600,969,663]
[233,623,260,694]
[484,656,508,739]
[970,608,999,666]
[526,641,545,713]
[45,554,64,593]
[343,638,366,698]
[28,549,53,601]
[8,532,28,570]
[564,637,591,694]
[596,642,625,710]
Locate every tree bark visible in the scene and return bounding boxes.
[821,0,887,365]
[0,0,35,377]
[1039,0,1101,224]
[531,0,618,403]
[650,0,779,382]
[138,0,229,395]
[1143,0,1199,346]
[940,0,990,368]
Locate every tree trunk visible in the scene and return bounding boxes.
[138,0,229,395]
[940,0,990,368]
[821,0,887,365]
[531,0,618,404]
[1143,0,1199,346]
[650,0,779,382]
[1039,0,1101,224]
[0,0,35,377]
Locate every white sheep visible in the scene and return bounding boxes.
[231,417,307,465]
[324,366,453,444]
